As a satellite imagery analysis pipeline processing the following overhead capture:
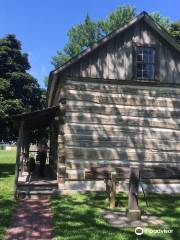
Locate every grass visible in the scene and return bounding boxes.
[50,192,180,240]
[0,150,16,239]
[0,150,180,240]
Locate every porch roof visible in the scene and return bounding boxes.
[12,106,59,130]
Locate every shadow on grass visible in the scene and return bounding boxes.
[139,193,180,240]
[50,192,179,240]
[0,163,15,178]
[0,194,16,239]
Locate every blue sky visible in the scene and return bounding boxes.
[0,0,180,88]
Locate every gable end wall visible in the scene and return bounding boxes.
[61,20,180,84]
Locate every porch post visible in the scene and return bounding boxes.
[127,167,141,220]
[14,120,24,198]
[58,128,66,183]
[24,128,30,157]
[58,100,66,184]
[109,172,117,208]
[21,127,29,173]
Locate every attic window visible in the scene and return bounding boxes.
[136,47,155,80]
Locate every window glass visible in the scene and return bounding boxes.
[136,47,155,80]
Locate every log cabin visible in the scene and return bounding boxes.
[14,11,180,195]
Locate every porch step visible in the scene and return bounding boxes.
[17,180,59,198]
[16,189,59,199]
[18,183,58,191]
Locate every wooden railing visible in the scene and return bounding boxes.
[85,166,180,220]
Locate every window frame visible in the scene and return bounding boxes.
[133,43,159,82]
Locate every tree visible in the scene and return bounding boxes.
[51,6,173,68]
[150,12,171,31]
[44,76,49,87]
[51,14,103,68]
[0,34,46,142]
[51,7,136,68]
[98,6,136,35]
[170,20,180,44]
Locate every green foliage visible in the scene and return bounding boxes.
[65,15,101,53]
[170,20,180,44]
[0,35,30,75]
[98,6,136,34]
[51,6,174,69]
[51,6,136,68]
[0,34,46,142]
[51,14,103,68]
[51,51,70,69]
[150,12,171,31]
[0,150,16,239]
[44,75,49,87]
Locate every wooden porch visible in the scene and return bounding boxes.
[12,106,60,198]
[17,164,58,198]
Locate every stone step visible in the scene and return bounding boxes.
[17,189,59,199]
[65,80,180,97]
[17,184,58,191]
[66,101,180,118]
[66,90,180,108]
[65,112,180,129]
[65,146,180,162]
[17,179,58,192]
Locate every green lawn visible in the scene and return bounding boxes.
[50,192,180,240]
[0,150,16,239]
[0,150,180,240]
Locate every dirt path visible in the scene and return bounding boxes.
[5,197,54,240]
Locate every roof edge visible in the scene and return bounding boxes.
[47,11,180,98]
[144,14,180,53]
[11,106,59,120]
[51,11,180,77]
[53,11,146,75]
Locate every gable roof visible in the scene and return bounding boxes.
[51,11,180,77]
[47,11,180,100]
